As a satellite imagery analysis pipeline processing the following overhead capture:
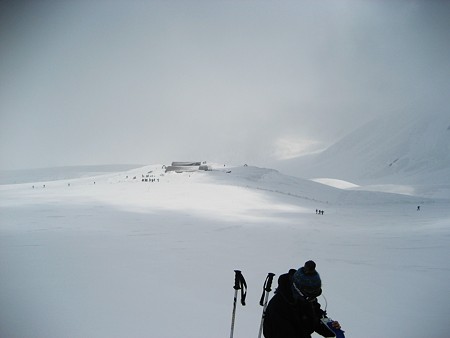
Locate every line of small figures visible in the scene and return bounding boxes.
[315,209,324,215]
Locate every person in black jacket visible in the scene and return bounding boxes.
[263,260,341,338]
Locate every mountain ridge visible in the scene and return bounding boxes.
[275,111,450,186]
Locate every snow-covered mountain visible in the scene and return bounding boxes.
[276,111,450,189]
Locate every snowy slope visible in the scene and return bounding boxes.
[1,164,449,338]
[0,164,143,185]
[276,111,450,193]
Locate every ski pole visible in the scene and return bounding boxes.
[258,272,275,338]
[230,270,247,338]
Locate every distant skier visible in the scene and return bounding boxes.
[417,206,420,211]
[263,260,342,338]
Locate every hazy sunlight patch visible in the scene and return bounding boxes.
[273,136,323,160]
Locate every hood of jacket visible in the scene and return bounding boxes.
[274,269,297,305]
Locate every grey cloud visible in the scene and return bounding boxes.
[1,0,449,170]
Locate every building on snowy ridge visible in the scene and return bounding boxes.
[165,161,211,173]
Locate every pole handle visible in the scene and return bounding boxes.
[233,270,247,306]
[230,270,247,338]
[258,273,276,338]
[259,273,275,306]
[233,270,242,290]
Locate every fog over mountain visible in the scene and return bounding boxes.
[2,109,449,198]
[1,1,449,171]
[275,110,450,188]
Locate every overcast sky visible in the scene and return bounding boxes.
[1,0,449,170]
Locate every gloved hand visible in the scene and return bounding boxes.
[330,321,341,330]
